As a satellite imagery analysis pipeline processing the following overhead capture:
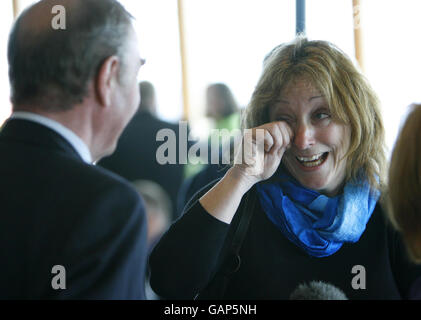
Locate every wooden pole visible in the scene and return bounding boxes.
[12,0,20,19]
[353,0,364,71]
[177,0,190,121]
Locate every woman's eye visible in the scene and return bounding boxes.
[314,112,330,120]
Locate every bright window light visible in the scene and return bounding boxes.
[182,0,295,137]
[306,0,355,60]
[120,0,183,122]
[362,0,421,156]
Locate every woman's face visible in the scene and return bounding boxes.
[270,79,351,196]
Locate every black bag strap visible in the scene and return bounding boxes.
[195,187,257,299]
[229,187,257,262]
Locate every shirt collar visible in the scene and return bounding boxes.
[10,112,93,163]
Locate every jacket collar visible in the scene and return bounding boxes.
[0,118,84,162]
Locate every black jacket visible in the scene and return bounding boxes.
[0,119,148,299]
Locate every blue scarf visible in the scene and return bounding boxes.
[256,169,379,257]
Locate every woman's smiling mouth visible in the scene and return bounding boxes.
[295,152,329,168]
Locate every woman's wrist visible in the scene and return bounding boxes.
[225,166,260,193]
[199,167,257,224]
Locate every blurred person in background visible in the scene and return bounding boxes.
[132,179,171,300]
[177,83,241,216]
[132,179,171,252]
[205,83,241,134]
[387,103,421,299]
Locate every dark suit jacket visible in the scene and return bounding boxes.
[0,119,148,299]
[98,111,186,220]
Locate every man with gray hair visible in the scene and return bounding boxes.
[0,0,147,299]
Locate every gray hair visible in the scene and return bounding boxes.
[8,0,133,111]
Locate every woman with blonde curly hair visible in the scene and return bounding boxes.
[149,37,421,299]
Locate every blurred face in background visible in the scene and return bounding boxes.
[206,86,224,120]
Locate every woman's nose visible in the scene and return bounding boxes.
[293,122,315,150]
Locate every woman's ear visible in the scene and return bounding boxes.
[95,55,120,108]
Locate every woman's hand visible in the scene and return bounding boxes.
[231,121,293,186]
[199,121,293,224]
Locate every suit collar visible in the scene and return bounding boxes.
[0,118,84,162]
[10,112,92,163]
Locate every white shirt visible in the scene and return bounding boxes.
[10,111,93,163]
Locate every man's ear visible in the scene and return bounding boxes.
[95,55,120,107]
